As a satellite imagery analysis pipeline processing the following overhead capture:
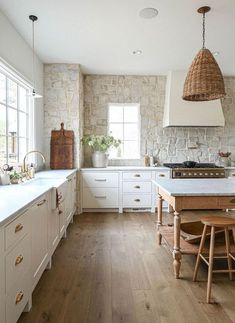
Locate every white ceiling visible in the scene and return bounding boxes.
[0,0,235,75]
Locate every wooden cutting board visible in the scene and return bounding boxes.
[50,123,74,169]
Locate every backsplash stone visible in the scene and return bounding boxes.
[83,75,235,166]
[44,63,84,168]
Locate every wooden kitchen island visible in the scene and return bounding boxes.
[153,178,235,279]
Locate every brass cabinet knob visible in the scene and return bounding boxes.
[15,291,24,304]
[15,224,23,233]
[15,255,24,266]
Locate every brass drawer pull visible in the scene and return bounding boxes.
[134,186,140,189]
[95,179,107,182]
[134,199,140,202]
[134,174,141,177]
[15,255,24,266]
[15,291,24,304]
[159,174,165,177]
[95,196,107,199]
[37,199,46,206]
[15,224,23,233]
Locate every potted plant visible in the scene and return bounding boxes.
[9,170,22,184]
[81,135,121,167]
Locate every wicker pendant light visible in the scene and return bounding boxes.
[183,6,225,101]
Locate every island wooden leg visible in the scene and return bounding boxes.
[173,211,181,279]
[156,194,163,245]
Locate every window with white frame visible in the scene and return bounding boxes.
[108,103,140,159]
[0,68,32,165]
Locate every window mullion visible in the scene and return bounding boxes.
[5,77,8,164]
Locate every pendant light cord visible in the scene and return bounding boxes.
[32,19,35,89]
[202,12,205,48]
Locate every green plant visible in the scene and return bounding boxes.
[9,170,22,180]
[81,135,121,152]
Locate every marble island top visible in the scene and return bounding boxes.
[152,178,235,196]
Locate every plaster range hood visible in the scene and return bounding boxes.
[163,71,225,127]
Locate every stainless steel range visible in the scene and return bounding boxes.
[163,163,225,179]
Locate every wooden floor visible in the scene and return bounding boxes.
[19,211,235,323]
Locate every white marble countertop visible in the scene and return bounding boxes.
[0,169,77,226]
[152,178,235,196]
[81,166,169,171]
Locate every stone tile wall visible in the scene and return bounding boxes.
[83,75,235,166]
[44,64,84,168]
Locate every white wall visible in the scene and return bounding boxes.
[0,10,44,154]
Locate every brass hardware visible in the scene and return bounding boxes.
[15,224,23,233]
[22,150,46,173]
[134,186,140,189]
[95,179,107,182]
[15,291,24,304]
[37,199,46,206]
[230,199,235,203]
[95,196,107,199]
[134,199,140,202]
[15,255,24,266]
[134,174,141,177]
[159,174,165,177]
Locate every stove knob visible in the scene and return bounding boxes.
[210,173,214,176]
[216,173,219,175]
[183,173,186,176]
[199,173,203,176]
[194,173,197,175]
[205,173,208,176]
[188,173,192,176]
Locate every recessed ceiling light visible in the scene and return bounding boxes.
[133,50,142,55]
[212,51,220,56]
[139,8,158,19]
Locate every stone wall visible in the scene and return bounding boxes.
[44,64,84,168]
[83,75,235,166]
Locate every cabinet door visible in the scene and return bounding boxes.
[0,228,5,323]
[71,174,77,213]
[48,207,60,256]
[31,196,49,289]
[59,201,66,238]
[65,178,72,224]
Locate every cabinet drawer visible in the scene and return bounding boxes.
[218,196,235,208]
[83,188,118,208]
[123,171,152,181]
[123,181,152,193]
[155,171,170,179]
[123,194,152,207]
[82,172,119,188]
[6,234,30,293]
[6,271,30,323]
[5,209,30,250]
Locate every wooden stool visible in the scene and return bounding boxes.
[193,216,235,303]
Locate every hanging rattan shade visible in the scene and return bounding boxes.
[183,48,225,101]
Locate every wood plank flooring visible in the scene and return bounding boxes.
[19,211,235,323]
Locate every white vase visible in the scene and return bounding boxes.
[92,151,109,168]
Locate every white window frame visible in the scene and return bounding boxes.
[108,103,141,160]
[0,61,34,165]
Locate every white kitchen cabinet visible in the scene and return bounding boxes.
[65,174,77,225]
[59,201,66,238]
[81,171,119,211]
[31,195,49,290]
[0,228,5,323]
[48,189,60,257]
[154,170,171,209]
[81,168,170,213]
